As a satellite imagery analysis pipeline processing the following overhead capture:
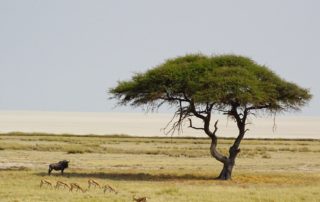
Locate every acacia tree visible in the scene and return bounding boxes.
[109,54,312,180]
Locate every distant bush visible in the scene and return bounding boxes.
[298,147,311,152]
[262,154,272,159]
[66,147,94,154]
[278,147,312,153]
[67,149,84,154]
[1,166,30,171]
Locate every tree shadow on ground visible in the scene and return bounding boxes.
[34,171,213,181]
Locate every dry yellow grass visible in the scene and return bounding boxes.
[0,133,319,201]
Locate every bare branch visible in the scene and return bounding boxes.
[208,103,215,111]
[246,104,270,111]
[189,101,206,120]
[161,110,180,134]
[160,96,188,103]
[162,101,192,136]
[212,120,219,136]
[156,100,166,109]
[272,114,277,133]
[230,105,242,126]
[182,92,191,102]
[162,89,191,103]
[188,118,204,130]
[217,109,230,113]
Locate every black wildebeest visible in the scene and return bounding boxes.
[48,160,69,175]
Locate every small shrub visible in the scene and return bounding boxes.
[1,166,30,171]
[84,148,94,153]
[262,154,271,159]
[298,147,311,152]
[279,147,298,152]
[67,149,84,154]
[268,147,277,152]
[256,146,267,152]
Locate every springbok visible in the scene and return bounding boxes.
[55,181,71,190]
[102,184,118,194]
[88,179,101,189]
[133,196,148,202]
[69,183,86,193]
[40,179,53,188]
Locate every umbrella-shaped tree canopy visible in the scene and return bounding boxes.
[111,54,311,113]
[110,54,312,180]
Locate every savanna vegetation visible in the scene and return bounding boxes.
[110,54,312,180]
[0,133,319,201]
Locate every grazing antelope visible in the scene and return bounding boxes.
[102,184,118,194]
[69,183,86,193]
[133,196,147,202]
[55,181,71,190]
[88,179,101,189]
[40,179,53,188]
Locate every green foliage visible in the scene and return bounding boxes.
[110,54,312,113]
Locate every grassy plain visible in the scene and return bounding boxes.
[0,133,319,202]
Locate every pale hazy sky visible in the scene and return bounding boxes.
[0,0,319,115]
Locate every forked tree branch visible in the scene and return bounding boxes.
[212,120,219,136]
[164,100,227,164]
[188,118,204,130]
[189,101,206,120]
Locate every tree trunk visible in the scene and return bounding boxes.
[209,139,237,180]
[217,161,234,180]
[204,105,246,180]
[216,148,239,180]
[215,137,241,180]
